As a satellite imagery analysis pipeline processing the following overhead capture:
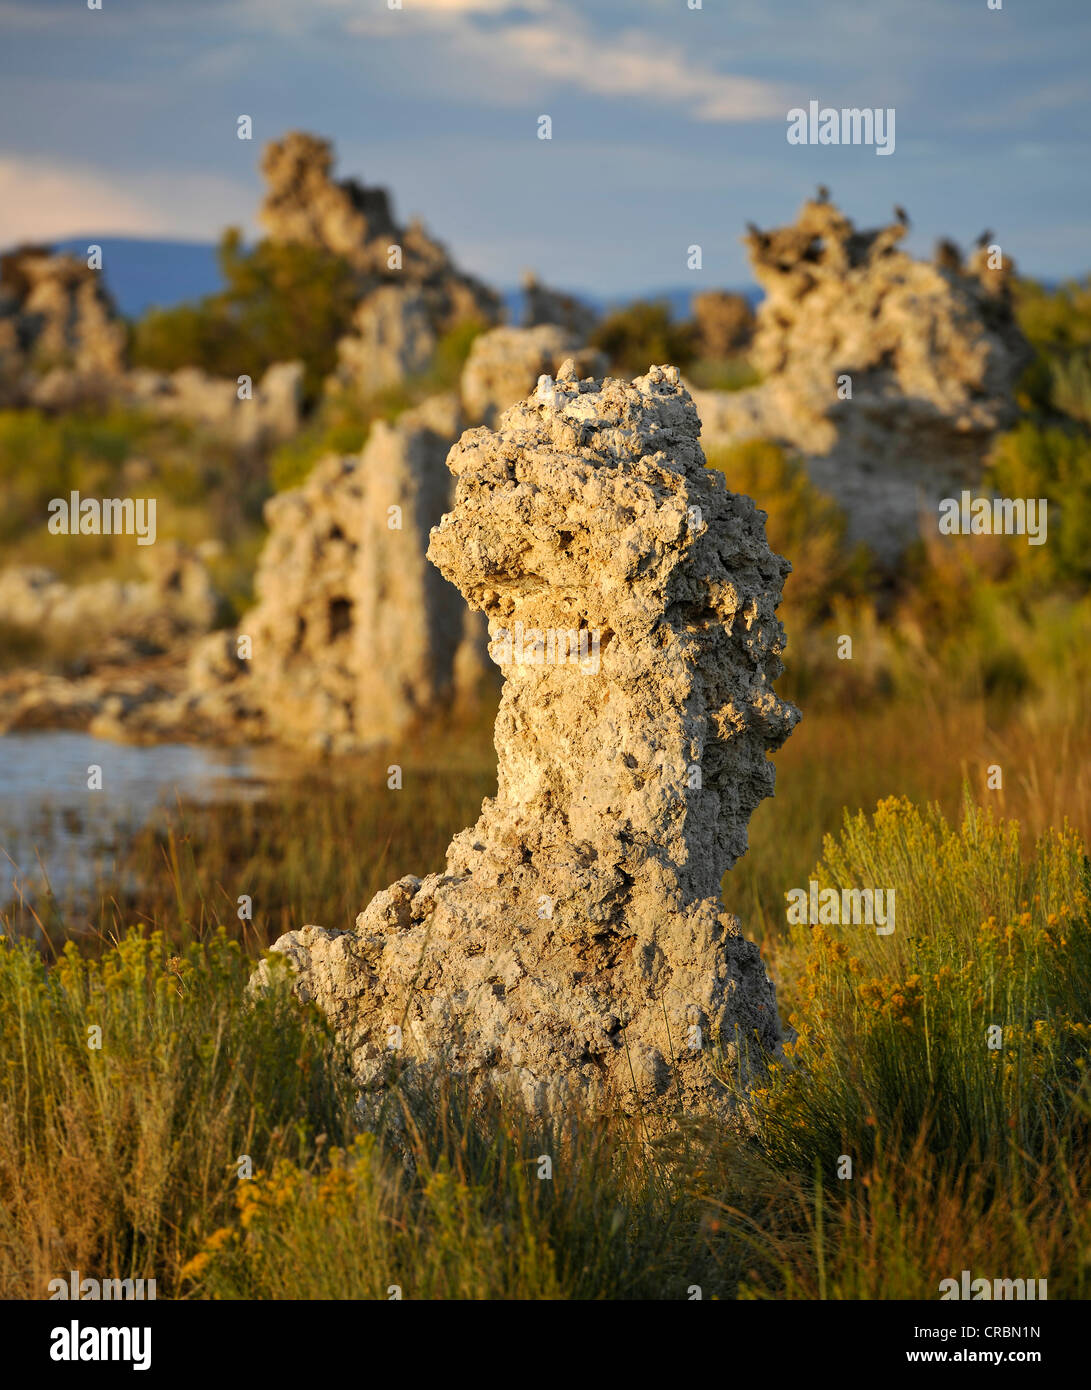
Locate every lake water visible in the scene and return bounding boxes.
[0,731,293,904]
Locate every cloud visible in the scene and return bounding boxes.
[365,7,788,121]
[0,158,252,245]
[232,0,534,39]
[496,20,787,120]
[405,0,536,9]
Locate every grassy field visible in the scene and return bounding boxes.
[1,677,1088,1300]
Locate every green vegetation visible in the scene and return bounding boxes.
[130,229,359,405]
[0,405,267,632]
[990,422,1091,587]
[1014,276,1091,356]
[686,356,762,392]
[0,930,354,1299]
[0,405,266,571]
[705,440,871,630]
[2,786,1087,1299]
[1013,275,1091,424]
[268,318,487,493]
[747,797,1089,1164]
[590,299,697,375]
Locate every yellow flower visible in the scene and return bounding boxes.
[179,1252,211,1282]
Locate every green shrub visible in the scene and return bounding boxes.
[431,317,487,387]
[0,405,270,591]
[130,229,359,405]
[742,794,1091,1174]
[0,408,133,548]
[179,1080,700,1300]
[1049,348,1091,428]
[590,300,696,375]
[990,420,1091,587]
[686,356,761,392]
[1014,276,1091,354]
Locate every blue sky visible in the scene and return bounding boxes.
[1,0,1088,295]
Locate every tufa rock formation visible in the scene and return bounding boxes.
[690,196,1032,560]
[330,285,437,397]
[0,542,224,739]
[261,131,501,347]
[0,247,127,408]
[0,543,219,665]
[691,289,755,359]
[184,393,486,752]
[521,270,598,340]
[460,324,605,428]
[353,393,489,740]
[0,244,304,441]
[257,363,799,1129]
[124,361,303,450]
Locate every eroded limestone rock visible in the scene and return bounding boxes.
[0,543,223,736]
[691,289,755,358]
[331,285,437,397]
[460,324,605,428]
[691,197,1032,560]
[261,131,500,338]
[0,247,127,407]
[259,363,799,1129]
[124,361,304,450]
[0,543,219,662]
[185,393,485,751]
[521,271,598,340]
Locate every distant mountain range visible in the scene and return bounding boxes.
[52,238,225,320]
[44,236,760,323]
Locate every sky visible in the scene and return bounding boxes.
[1,0,1089,297]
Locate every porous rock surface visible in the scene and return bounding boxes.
[258,363,799,1128]
[691,197,1032,560]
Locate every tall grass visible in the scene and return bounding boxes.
[179,1083,712,1300]
[0,930,354,1298]
[2,791,1087,1299]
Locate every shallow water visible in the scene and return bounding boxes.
[0,731,291,903]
